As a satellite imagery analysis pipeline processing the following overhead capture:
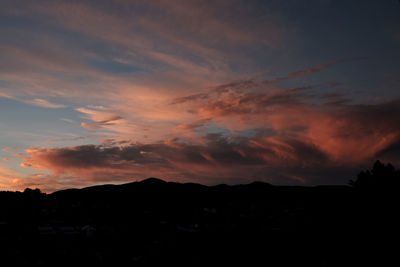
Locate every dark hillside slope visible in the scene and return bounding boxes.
[0,175,398,266]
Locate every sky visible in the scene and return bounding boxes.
[1,0,400,192]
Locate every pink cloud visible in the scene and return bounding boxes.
[172,78,400,166]
[23,98,66,109]
[22,115,400,190]
[0,164,23,191]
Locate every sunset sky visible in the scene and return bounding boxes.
[1,0,400,191]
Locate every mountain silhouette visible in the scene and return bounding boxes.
[139,177,168,184]
[0,162,398,266]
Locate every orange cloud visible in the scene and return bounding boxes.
[0,164,23,191]
[172,78,400,166]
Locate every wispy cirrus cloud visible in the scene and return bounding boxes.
[0,0,290,103]
[23,98,66,109]
[1,91,66,109]
[172,57,367,106]
[80,115,123,130]
[266,57,368,84]
[60,118,75,123]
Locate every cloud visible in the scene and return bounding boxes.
[175,118,212,131]
[171,93,210,105]
[0,164,22,191]
[80,115,123,130]
[23,98,67,109]
[1,1,398,191]
[172,75,400,166]
[46,135,97,144]
[377,141,400,166]
[0,0,291,106]
[1,91,67,109]
[269,57,368,83]
[22,108,400,188]
[172,58,367,106]
[0,92,12,98]
[76,107,123,130]
[75,106,149,137]
[3,0,282,75]
[16,52,400,190]
[60,118,75,123]
[0,162,78,192]
[22,134,326,185]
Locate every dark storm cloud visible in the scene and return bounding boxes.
[23,133,333,184]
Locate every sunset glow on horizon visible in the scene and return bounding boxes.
[1,0,400,192]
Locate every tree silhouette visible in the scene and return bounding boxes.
[349,160,400,189]
[23,187,42,196]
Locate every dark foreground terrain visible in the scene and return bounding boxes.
[0,161,399,266]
